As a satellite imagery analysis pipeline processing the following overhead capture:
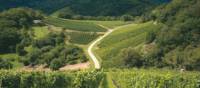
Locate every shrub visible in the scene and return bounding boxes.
[120,47,143,68]
[0,58,13,69]
[50,59,64,70]
[16,44,27,56]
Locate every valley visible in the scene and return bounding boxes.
[0,0,200,88]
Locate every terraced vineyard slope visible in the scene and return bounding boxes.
[44,17,107,32]
[95,22,163,68]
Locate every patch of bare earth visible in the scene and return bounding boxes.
[59,62,90,71]
[19,62,90,72]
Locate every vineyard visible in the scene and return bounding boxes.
[0,70,104,88]
[0,69,199,88]
[109,69,200,88]
[44,17,107,32]
[83,20,130,29]
[65,32,102,45]
[95,22,163,68]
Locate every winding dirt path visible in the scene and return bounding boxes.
[87,24,132,69]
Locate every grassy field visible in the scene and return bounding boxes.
[65,32,102,45]
[44,17,107,32]
[95,22,163,68]
[33,26,50,39]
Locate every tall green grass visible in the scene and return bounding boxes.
[44,17,107,32]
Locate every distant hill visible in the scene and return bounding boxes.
[0,0,170,16]
[0,0,70,14]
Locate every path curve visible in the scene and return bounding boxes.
[88,24,132,69]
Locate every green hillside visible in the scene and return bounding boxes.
[144,0,200,70]
[95,22,163,68]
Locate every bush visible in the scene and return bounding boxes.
[0,28,21,53]
[145,31,156,44]
[16,44,27,56]
[50,59,64,70]
[26,49,42,66]
[0,58,13,69]
[120,47,143,68]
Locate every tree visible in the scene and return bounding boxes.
[26,49,42,66]
[120,47,143,68]
[146,30,157,44]
[16,44,27,56]
[0,28,21,53]
[0,7,44,29]
[120,15,133,21]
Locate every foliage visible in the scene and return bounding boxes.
[120,47,143,68]
[0,28,21,53]
[120,15,133,21]
[0,0,70,14]
[146,0,200,70]
[0,58,13,69]
[49,59,64,70]
[0,7,43,29]
[24,43,88,70]
[0,7,43,54]
[55,0,169,17]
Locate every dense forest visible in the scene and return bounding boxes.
[0,8,87,70]
[0,0,169,16]
[143,0,200,70]
[0,0,70,14]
